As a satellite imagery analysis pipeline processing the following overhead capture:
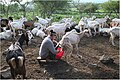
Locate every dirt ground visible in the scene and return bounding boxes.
[0,35,119,79]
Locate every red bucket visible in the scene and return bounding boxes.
[55,47,64,59]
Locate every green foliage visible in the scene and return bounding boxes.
[73,1,98,14]
[0,0,119,19]
[84,3,98,13]
[9,3,19,12]
[33,0,70,18]
[101,0,119,13]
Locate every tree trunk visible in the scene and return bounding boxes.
[114,10,119,18]
[23,7,26,17]
[47,11,52,18]
[6,5,10,17]
[108,11,112,17]
[42,10,46,18]
[32,11,34,17]
[2,5,5,17]
[78,10,82,18]
[90,12,91,17]
[23,10,26,17]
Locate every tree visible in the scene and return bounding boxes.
[0,0,12,17]
[9,3,19,13]
[101,0,119,17]
[72,0,83,14]
[12,0,31,17]
[0,3,5,14]
[33,0,70,18]
[84,3,98,16]
[72,0,98,17]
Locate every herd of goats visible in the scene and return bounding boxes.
[0,15,120,79]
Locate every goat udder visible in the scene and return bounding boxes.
[8,58,16,69]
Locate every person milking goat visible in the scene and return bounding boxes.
[37,30,64,61]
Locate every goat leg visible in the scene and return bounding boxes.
[10,68,15,79]
[22,65,26,79]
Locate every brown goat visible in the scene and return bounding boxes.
[23,21,34,30]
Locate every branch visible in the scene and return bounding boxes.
[72,0,81,10]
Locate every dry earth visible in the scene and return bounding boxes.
[0,35,119,79]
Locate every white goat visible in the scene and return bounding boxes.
[112,18,120,23]
[78,17,96,36]
[46,22,71,40]
[107,27,120,46]
[35,16,49,28]
[36,30,46,39]
[34,22,44,30]
[87,21,100,36]
[0,30,13,40]
[112,18,120,27]
[78,18,86,31]
[31,28,39,35]
[59,29,90,61]
[51,22,61,25]
[31,28,46,39]
[99,28,110,33]
[95,16,109,28]
[45,17,53,26]
[9,17,27,38]
[10,17,27,29]
[60,16,73,23]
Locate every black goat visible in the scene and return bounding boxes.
[65,23,80,33]
[0,17,13,27]
[5,33,28,79]
[6,49,26,79]
[17,33,29,48]
[0,19,9,27]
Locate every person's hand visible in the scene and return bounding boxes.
[57,48,62,53]
[53,40,58,44]
[57,50,60,53]
[55,43,60,49]
[60,48,63,52]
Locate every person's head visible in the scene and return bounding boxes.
[50,30,56,40]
